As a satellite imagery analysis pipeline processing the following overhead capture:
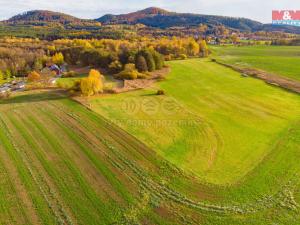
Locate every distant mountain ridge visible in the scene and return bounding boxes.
[2,7,300,34]
[96,7,263,31]
[96,7,300,33]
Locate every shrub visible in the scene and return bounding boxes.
[164,55,172,61]
[157,90,165,95]
[27,71,41,82]
[179,54,188,60]
[116,71,138,80]
[115,64,145,80]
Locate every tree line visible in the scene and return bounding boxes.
[0,36,209,83]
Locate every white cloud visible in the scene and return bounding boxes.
[0,0,300,22]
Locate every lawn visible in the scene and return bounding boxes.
[210,45,300,81]
[89,58,300,185]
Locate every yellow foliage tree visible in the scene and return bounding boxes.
[52,52,64,65]
[187,38,200,56]
[27,71,41,82]
[199,40,209,57]
[80,69,104,96]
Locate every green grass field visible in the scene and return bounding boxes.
[211,45,300,81]
[0,58,300,224]
[0,90,210,224]
[90,59,300,185]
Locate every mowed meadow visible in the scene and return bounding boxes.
[0,58,300,224]
[0,90,212,224]
[211,45,300,81]
[91,59,300,185]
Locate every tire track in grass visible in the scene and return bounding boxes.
[0,112,61,225]
[0,128,40,225]
[43,101,160,190]
[48,100,164,172]
[0,162,16,224]
[46,100,244,214]
[0,152,28,225]
[36,102,135,205]
[2,114,66,224]
[49,99,300,216]
[12,107,117,224]
[30,103,128,204]
[4,112,75,225]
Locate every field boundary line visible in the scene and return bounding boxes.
[213,60,300,94]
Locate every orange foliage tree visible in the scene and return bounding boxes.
[27,71,41,82]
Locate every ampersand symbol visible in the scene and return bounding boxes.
[283,11,291,20]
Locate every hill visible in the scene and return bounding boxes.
[97,7,262,31]
[1,8,300,39]
[5,10,87,24]
[97,7,300,33]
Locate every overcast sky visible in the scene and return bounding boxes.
[0,0,300,23]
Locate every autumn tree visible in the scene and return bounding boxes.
[140,49,156,72]
[27,71,41,82]
[108,60,123,74]
[230,34,240,44]
[135,55,148,72]
[152,51,164,70]
[187,38,200,56]
[199,40,209,57]
[80,69,104,96]
[52,52,64,65]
